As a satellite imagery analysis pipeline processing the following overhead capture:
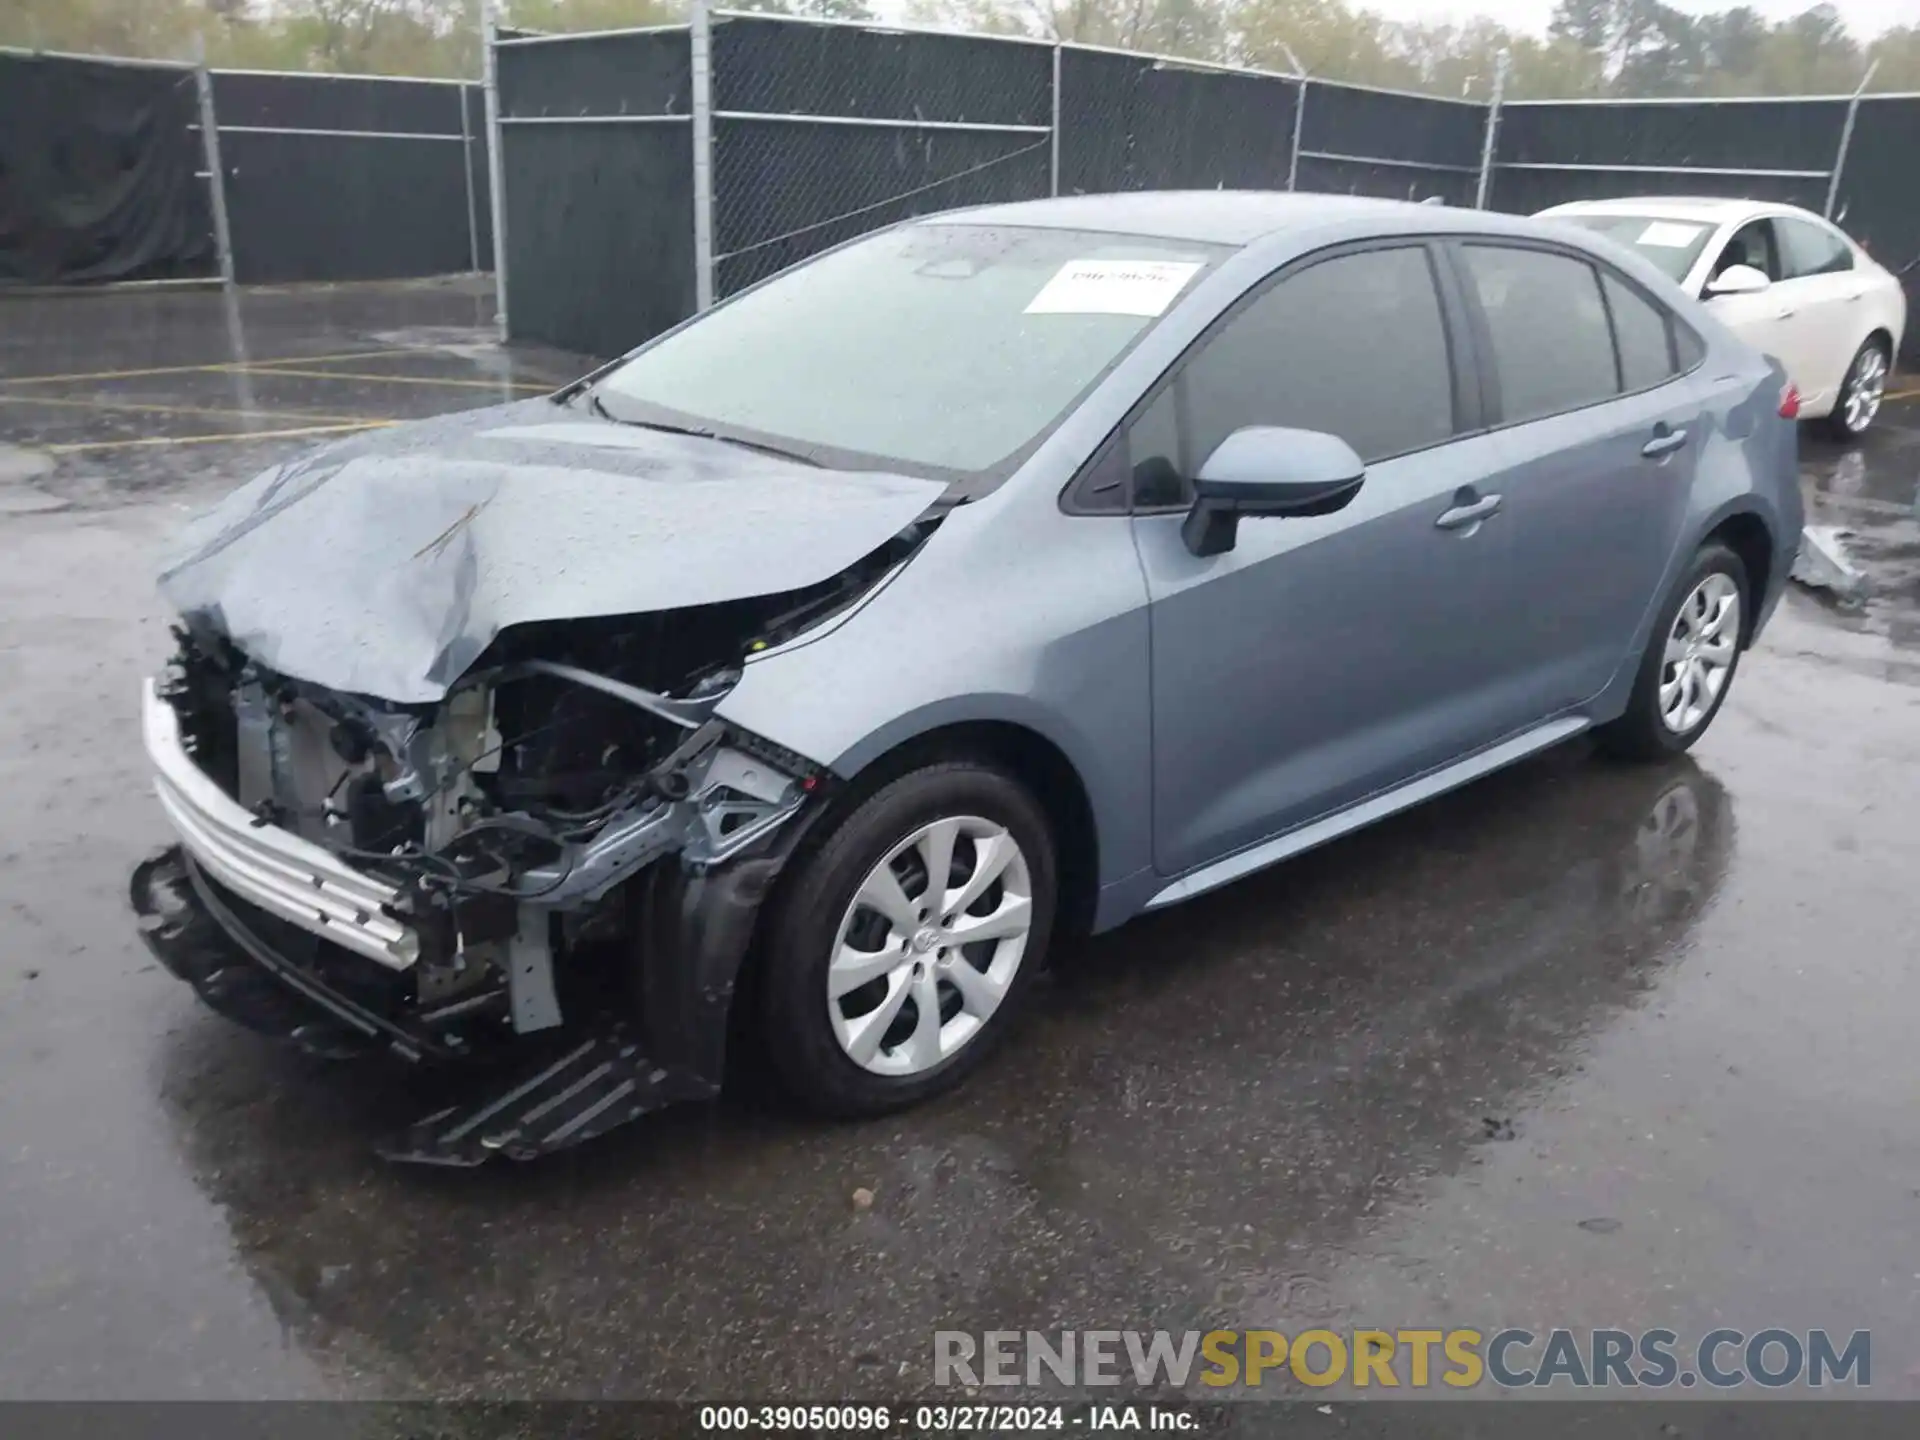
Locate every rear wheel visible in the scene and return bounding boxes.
[1824,337,1889,440]
[756,760,1056,1116]
[1596,542,1748,761]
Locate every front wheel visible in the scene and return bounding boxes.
[1824,338,1890,441]
[756,760,1057,1116]
[1596,542,1749,761]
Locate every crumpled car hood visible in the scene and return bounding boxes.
[158,398,946,702]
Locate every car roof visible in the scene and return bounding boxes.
[1539,196,1828,228]
[931,191,1483,246]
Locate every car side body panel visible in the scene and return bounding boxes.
[1135,429,1531,878]
[1487,387,1701,715]
[1585,367,1802,729]
[714,489,1161,928]
[720,205,1802,938]
[714,217,1386,915]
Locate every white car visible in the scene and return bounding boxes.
[1538,197,1907,439]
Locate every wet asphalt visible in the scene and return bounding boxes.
[1,278,1917,1403]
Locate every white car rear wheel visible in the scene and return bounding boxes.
[1825,339,1889,441]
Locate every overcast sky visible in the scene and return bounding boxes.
[1362,0,1914,36]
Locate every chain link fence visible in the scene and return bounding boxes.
[490,8,1919,364]
[2,45,491,290]
[1056,47,1299,195]
[492,10,1498,353]
[709,15,1054,299]
[1489,97,1850,216]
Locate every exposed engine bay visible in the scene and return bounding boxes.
[129,395,955,1162]
[137,518,930,1148]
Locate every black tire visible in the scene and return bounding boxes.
[756,759,1057,1117]
[1822,336,1890,442]
[1595,541,1749,762]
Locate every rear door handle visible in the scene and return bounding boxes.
[1642,428,1689,459]
[1435,493,1502,530]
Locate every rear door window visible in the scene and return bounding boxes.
[1775,216,1854,278]
[1460,245,1620,424]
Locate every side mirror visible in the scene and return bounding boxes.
[1181,426,1365,557]
[1705,264,1771,298]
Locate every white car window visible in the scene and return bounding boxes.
[1555,212,1713,284]
[1775,217,1855,280]
[1709,220,1781,285]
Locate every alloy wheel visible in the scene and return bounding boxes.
[1659,573,1741,734]
[1844,346,1887,434]
[827,815,1034,1077]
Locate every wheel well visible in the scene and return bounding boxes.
[715,720,1101,1078]
[1705,512,1774,644]
[836,721,1102,941]
[1865,327,1895,358]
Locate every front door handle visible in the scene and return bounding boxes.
[1642,427,1689,459]
[1435,493,1502,531]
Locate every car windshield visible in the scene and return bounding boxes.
[1554,212,1717,284]
[591,223,1230,488]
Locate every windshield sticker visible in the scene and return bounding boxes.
[1637,221,1706,249]
[1024,259,1204,317]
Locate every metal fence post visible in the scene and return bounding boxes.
[1474,51,1509,210]
[691,0,716,311]
[459,84,480,274]
[481,4,510,338]
[1273,44,1305,193]
[1825,58,1878,220]
[1049,43,1062,197]
[1288,77,1307,192]
[191,40,236,286]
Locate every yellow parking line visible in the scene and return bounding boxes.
[233,367,552,392]
[1881,386,1920,403]
[0,349,409,385]
[46,420,396,454]
[0,393,381,425]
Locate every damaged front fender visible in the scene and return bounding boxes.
[628,792,831,1086]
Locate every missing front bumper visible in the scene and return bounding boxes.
[131,845,709,1163]
[132,845,450,1063]
[141,678,419,971]
[130,806,818,1164]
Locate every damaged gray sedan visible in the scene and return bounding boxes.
[133,193,1801,1164]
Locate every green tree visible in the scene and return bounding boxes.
[504,0,682,32]
[1757,1,1860,93]
[0,0,1909,97]
[1866,24,1920,91]
[1693,3,1768,83]
[2,0,203,57]
[1232,0,1397,80]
